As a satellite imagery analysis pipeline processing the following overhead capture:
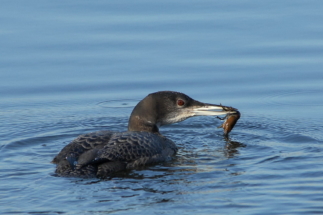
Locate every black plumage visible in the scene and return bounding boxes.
[52,91,235,178]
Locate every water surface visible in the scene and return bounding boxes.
[1,1,323,214]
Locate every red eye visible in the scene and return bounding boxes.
[177,99,185,106]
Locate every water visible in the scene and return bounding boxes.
[1,0,323,214]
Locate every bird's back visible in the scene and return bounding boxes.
[52,130,178,178]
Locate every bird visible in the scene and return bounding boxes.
[52,91,236,178]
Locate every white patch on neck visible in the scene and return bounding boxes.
[160,112,194,125]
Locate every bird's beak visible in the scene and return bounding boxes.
[192,103,237,116]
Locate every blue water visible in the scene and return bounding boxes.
[1,1,323,214]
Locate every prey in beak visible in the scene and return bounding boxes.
[190,102,240,135]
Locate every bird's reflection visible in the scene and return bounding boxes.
[222,135,246,158]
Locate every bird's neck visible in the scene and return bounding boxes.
[128,115,160,133]
[127,95,160,134]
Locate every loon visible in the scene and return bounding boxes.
[52,91,236,178]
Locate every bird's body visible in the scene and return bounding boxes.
[52,91,237,178]
[52,130,177,178]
